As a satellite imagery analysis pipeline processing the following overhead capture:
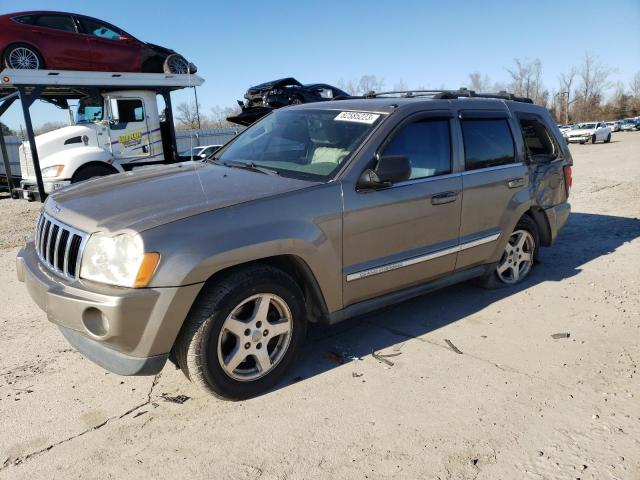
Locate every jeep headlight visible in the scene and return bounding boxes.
[41,165,64,178]
[80,234,160,288]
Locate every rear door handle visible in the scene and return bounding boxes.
[431,191,459,205]
[507,177,526,189]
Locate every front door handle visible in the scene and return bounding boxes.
[431,191,458,205]
[507,177,526,189]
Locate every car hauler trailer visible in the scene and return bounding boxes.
[0,68,204,202]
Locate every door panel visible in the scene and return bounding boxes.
[28,15,91,69]
[456,164,528,270]
[76,17,140,71]
[342,175,462,305]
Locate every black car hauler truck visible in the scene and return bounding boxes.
[0,68,204,201]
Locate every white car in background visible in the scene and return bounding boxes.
[558,124,573,137]
[180,144,223,159]
[566,122,611,144]
[620,118,639,131]
[606,121,621,132]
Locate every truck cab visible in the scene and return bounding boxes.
[19,89,166,194]
[0,68,204,200]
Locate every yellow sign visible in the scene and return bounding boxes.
[119,132,142,148]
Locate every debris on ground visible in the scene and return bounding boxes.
[160,394,190,404]
[371,350,402,366]
[352,372,363,378]
[323,352,345,365]
[551,333,571,339]
[444,339,463,354]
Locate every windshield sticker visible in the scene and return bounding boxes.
[335,111,381,124]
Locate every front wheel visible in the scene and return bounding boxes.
[71,164,114,183]
[163,54,193,74]
[174,266,307,399]
[477,216,539,289]
[605,133,611,143]
[591,134,597,144]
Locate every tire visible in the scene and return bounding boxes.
[3,44,44,70]
[605,133,611,143]
[71,164,114,183]
[163,54,193,74]
[174,265,307,400]
[476,215,539,289]
[591,134,597,144]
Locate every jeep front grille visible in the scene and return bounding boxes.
[34,212,89,279]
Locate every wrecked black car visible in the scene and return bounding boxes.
[227,78,350,126]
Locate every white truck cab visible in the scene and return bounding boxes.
[20,90,167,193]
[0,68,204,198]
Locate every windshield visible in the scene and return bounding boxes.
[75,96,104,123]
[215,109,385,180]
[575,123,596,129]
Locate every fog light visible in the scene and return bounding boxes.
[82,307,109,337]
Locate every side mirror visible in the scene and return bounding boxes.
[358,155,411,190]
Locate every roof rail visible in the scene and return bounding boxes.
[338,88,533,104]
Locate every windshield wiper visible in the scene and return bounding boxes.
[221,160,279,175]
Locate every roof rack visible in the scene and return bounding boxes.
[338,88,533,104]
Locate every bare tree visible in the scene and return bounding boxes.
[574,53,613,120]
[505,58,546,104]
[175,101,203,130]
[558,67,578,123]
[630,71,640,112]
[393,78,408,92]
[211,105,242,128]
[468,71,492,92]
[337,75,385,96]
[1,122,13,136]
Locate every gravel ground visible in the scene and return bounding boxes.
[1,132,639,479]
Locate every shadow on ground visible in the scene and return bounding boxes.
[277,212,640,392]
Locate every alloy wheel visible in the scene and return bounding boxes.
[217,293,293,381]
[168,56,189,74]
[8,47,40,69]
[496,229,535,284]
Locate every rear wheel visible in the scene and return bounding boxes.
[174,265,307,399]
[3,44,43,70]
[605,133,611,143]
[71,164,114,183]
[477,215,539,289]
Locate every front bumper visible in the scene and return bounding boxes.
[17,179,71,201]
[567,135,592,143]
[16,242,203,376]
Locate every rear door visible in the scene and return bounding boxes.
[342,111,463,305]
[75,16,141,72]
[455,110,529,271]
[27,14,91,70]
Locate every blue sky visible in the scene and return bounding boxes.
[2,0,639,130]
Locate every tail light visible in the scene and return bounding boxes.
[563,165,572,197]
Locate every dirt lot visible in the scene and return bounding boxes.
[1,132,639,479]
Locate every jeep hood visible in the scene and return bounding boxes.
[46,162,316,234]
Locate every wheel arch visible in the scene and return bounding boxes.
[199,255,330,324]
[524,207,552,247]
[71,161,119,181]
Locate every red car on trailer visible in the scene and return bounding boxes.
[0,11,196,74]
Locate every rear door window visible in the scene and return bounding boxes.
[519,118,559,159]
[34,14,77,33]
[383,118,451,180]
[461,119,515,170]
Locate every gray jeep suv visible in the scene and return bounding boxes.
[16,90,572,399]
